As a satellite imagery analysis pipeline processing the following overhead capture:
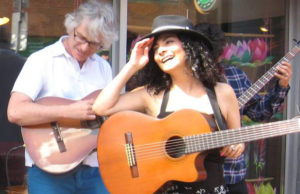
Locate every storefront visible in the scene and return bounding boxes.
[0,0,300,193]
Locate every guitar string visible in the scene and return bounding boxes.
[127,121,299,162]
[137,119,298,153]
[132,120,298,153]
[134,122,299,161]
[132,121,295,155]
[132,134,288,161]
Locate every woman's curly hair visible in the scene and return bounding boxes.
[131,32,223,95]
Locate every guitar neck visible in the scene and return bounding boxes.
[238,45,300,108]
[184,118,300,154]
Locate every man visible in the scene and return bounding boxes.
[7,0,118,193]
[195,23,292,194]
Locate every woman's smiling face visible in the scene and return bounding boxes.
[153,33,186,73]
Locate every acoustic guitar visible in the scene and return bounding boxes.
[97,109,300,193]
[22,90,103,174]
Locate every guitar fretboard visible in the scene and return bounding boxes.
[184,118,300,154]
[238,44,300,108]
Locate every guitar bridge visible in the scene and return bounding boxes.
[51,122,66,153]
[125,132,139,178]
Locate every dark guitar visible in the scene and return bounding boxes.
[97,109,300,193]
[238,43,300,108]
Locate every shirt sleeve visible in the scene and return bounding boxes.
[241,81,290,122]
[11,52,45,101]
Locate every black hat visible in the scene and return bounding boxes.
[143,15,212,49]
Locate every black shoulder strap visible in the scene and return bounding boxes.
[159,89,169,114]
[206,87,227,131]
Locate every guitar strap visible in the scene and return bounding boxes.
[206,87,227,131]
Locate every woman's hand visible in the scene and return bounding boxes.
[128,37,154,70]
[220,143,245,158]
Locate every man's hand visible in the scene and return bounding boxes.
[275,62,292,88]
[67,99,96,120]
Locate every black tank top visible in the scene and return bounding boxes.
[155,90,228,194]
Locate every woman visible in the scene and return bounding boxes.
[93,15,244,193]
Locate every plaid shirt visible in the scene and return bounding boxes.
[222,64,290,184]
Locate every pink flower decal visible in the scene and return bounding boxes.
[249,38,268,62]
[221,38,272,67]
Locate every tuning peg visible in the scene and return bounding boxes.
[297,105,300,115]
[293,39,300,45]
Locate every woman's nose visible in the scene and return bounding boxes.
[157,45,167,56]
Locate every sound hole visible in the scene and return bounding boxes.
[82,116,104,129]
[166,136,185,158]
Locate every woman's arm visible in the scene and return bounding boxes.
[92,37,154,116]
[215,83,244,158]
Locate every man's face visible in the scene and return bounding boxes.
[67,23,102,64]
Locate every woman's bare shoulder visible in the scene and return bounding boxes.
[129,86,164,116]
[214,82,235,95]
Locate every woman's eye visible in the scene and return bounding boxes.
[166,40,174,44]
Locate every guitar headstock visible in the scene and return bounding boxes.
[293,39,300,46]
[292,105,300,119]
[293,115,300,119]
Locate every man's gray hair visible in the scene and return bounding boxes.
[64,0,119,49]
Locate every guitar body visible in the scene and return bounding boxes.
[22,90,102,174]
[97,109,211,194]
[98,109,300,193]
[22,122,98,173]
